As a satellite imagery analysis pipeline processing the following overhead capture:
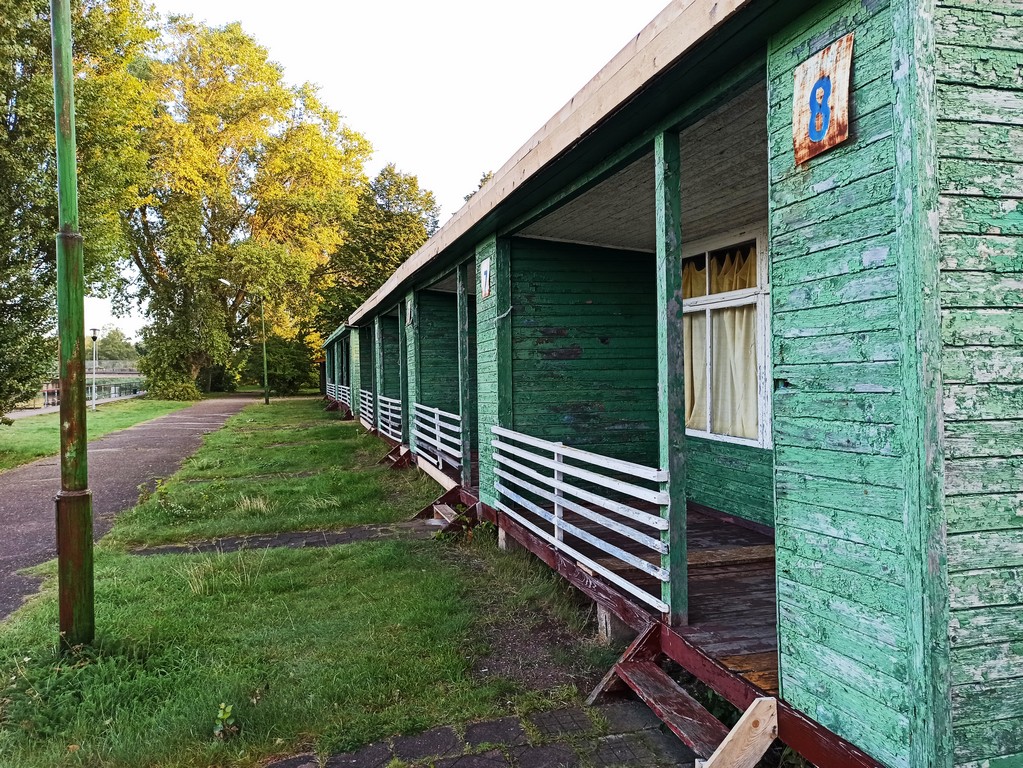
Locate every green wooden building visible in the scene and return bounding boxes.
[325,0,1023,764]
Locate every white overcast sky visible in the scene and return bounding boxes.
[87,0,670,336]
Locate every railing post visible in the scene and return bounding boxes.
[434,409,442,467]
[554,443,565,543]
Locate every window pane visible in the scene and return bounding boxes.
[710,305,758,439]
[684,312,707,431]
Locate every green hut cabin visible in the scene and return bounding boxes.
[324,0,1023,764]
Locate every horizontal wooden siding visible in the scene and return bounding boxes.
[768,1,913,765]
[936,1,1023,764]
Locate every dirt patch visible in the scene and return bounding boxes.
[446,543,613,694]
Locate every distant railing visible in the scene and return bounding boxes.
[38,380,144,408]
[326,382,337,399]
[413,403,462,471]
[339,385,351,409]
[359,389,375,423]
[377,395,403,442]
[491,425,670,613]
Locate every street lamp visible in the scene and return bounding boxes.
[219,279,269,405]
[90,328,98,411]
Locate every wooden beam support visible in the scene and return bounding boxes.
[397,300,410,445]
[654,130,687,626]
[456,261,473,488]
[373,316,384,434]
[495,238,513,430]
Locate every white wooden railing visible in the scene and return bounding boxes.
[359,389,375,423]
[413,403,462,470]
[339,385,352,409]
[491,426,670,613]
[326,382,337,399]
[378,395,403,442]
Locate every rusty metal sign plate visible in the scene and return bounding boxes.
[792,32,854,164]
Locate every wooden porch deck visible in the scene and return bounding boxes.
[510,503,779,697]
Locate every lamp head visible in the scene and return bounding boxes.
[90,328,98,342]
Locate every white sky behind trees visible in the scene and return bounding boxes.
[86,0,671,337]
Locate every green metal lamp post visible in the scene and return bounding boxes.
[50,0,94,647]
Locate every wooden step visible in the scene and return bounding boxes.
[615,660,729,759]
[434,503,459,524]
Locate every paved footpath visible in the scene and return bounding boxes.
[269,701,697,768]
[0,395,254,619]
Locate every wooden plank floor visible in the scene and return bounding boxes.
[515,505,779,696]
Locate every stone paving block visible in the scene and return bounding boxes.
[511,744,581,768]
[267,755,318,768]
[527,708,594,739]
[464,716,528,748]
[585,733,659,767]
[433,749,511,767]
[596,700,663,734]
[640,728,698,765]
[392,725,462,762]
[325,741,393,768]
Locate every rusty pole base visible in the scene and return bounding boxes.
[55,488,95,649]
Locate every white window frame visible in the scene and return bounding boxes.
[681,225,772,449]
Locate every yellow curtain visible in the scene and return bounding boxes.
[682,261,707,430]
[682,247,759,438]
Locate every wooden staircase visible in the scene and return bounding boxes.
[413,487,479,534]
[588,623,777,767]
[379,443,415,469]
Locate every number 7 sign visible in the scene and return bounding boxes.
[792,33,854,165]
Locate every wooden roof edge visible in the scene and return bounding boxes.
[348,0,750,325]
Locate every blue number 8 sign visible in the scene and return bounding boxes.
[808,75,832,142]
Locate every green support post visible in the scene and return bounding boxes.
[456,262,473,487]
[50,0,94,648]
[654,131,687,626]
[374,316,384,433]
[398,300,410,445]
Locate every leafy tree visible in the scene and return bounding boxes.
[85,327,138,360]
[125,17,371,395]
[244,333,316,396]
[0,0,155,421]
[316,164,440,334]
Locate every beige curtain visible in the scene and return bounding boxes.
[682,261,707,430]
[681,246,759,439]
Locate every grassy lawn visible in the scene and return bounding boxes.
[107,398,440,547]
[0,398,193,473]
[0,398,610,767]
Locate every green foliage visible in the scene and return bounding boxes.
[126,17,372,390]
[85,326,139,361]
[243,333,316,396]
[0,0,154,421]
[316,164,440,334]
[464,169,495,201]
[212,702,238,741]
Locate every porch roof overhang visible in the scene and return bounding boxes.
[322,324,353,348]
[346,0,758,328]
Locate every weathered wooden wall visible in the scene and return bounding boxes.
[767,1,915,765]
[417,291,460,413]
[359,325,374,396]
[475,236,508,508]
[379,315,401,398]
[936,2,1023,764]
[510,239,659,467]
[350,330,361,399]
[686,438,773,528]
